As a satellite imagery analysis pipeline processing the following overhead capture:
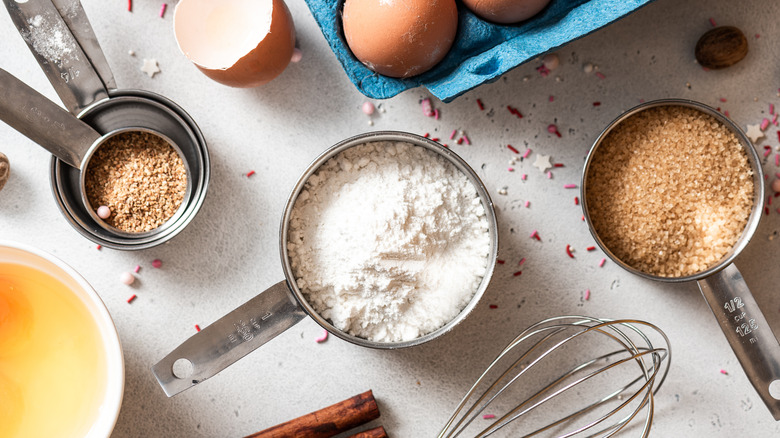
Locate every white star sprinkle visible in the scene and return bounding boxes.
[141,58,160,78]
[533,154,552,173]
[745,124,764,143]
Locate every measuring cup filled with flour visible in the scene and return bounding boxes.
[582,99,780,419]
[153,131,498,396]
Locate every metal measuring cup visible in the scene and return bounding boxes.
[152,131,499,397]
[581,99,780,419]
[1,0,208,249]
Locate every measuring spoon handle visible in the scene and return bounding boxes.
[698,264,780,420]
[151,281,307,397]
[0,68,100,168]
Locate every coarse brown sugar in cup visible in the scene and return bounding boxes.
[84,130,187,233]
[585,105,754,278]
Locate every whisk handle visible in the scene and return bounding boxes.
[698,264,780,420]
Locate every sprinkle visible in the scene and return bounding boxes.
[246,170,256,177]
[507,144,520,154]
[290,48,303,63]
[434,108,440,120]
[432,138,440,142]
[134,264,141,273]
[522,148,532,159]
[599,258,606,267]
[761,118,770,131]
[513,271,522,277]
[524,200,530,208]
[724,110,730,118]
[770,104,775,115]
[152,259,162,268]
[719,97,727,103]
[120,272,135,285]
[195,324,201,332]
[595,72,606,80]
[565,244,575,258]
[554,163,565,168]
[477,99,485,111]
[489,304,498,309]
[507,105,523,118]
[764,146,772,158]
[709,17,717,27]
[462,135,471,145]
[587,246,596,251]
[96,244,102,250]
[547,171,552,179]
[457,138,463,145]
[548,95,554,102]
[508,167,514,172]
[547,124,561,137]
[593,102,601,107]
[564,184,577,189]
[450,129,457,140]
[518,258,526,266]
[584,289,591,300]
[127,294,137,304]
[720,369,728,375]
[536,64,550,77]
[127,0,132,12]
[423,133,430,138]
[496,259,505,264]
[574,196,579,205]
[483,414,496,420]
[765,206,770,216]
[362,101,375,115]
[530,230,541,241]
[159,3,167,18]
[521,173,527,180]
[421,98,434,117]
[315,329,329,343]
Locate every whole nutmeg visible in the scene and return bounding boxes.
[695,26,748,69]
[0,153,9,192]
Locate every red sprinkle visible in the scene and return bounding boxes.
[246,170,256,178]
[507,105,523,118]
[574,196,579,205]
[584,289,591,301]
[477,99,485,111]
[134,265,141,273]
[586,246,596,251]
[489,304,498,309]
[195,324,201,332]
[423,133,430,138]
[127,0,132,12]
[507,144,520,154]
[547,124,561,137]
[483,414,496,420]
[513,271,522,277]
[593,102,601,107]
[152,259,162,268]
[595,72,606,80]
[496,259,505,264]
[530,230,541,241]
[565,244,575,258]
[456,138,464,145]
[127,294,137,304]
[709,17,717,27]
[432,138,440,142]
[548,95,554,102]
[518,257,526,266]
[553,163,565,168]
[96,244,102,250]
[766,206,771,216]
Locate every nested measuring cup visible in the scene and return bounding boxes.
[1,0,208,249]
[581,99,780,419]
[152,131,499,397]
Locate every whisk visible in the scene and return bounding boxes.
[438,316,671,438]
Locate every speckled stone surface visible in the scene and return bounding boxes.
[1,0,780,436]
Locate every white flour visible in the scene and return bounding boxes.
[287,141,491,342]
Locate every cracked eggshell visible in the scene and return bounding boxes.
[462,0,552,24]
[174,0,295,88]
[342,0,458,79]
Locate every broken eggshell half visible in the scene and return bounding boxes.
[173,0,296,87]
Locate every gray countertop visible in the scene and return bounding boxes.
[2,0,780,436]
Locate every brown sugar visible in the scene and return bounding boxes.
[585,105,754,278]
[85,130,187,233]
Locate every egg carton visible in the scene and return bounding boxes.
[303,0,656,102]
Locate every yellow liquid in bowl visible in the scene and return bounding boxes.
[0,263,107,438]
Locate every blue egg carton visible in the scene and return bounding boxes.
[303,0,656,102]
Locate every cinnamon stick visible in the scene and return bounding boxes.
[245,390,380,438]
[346,426,388,438]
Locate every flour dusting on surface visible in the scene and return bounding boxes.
[287,141,491,342]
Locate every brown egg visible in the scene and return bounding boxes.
[173,0,296,87]
[462,0,552,24]
[342,0,458,79]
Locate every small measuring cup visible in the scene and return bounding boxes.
[581,99,780,419]
[1,0,208,249]
[152,131,499,397]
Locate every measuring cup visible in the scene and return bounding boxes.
[581,99,780,419]
[1,0,209,249]
[152,131,499,397]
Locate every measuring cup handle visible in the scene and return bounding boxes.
[697,264,780,420]
[151,281,307,397]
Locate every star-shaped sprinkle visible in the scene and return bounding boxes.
[533,154,552,173]
[745,124,764,143]
[141,58,160,78]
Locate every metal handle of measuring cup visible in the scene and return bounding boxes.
[4,0,115,115]
[698,264,780,419]
[151,281,307,397]
[0,68,101,168]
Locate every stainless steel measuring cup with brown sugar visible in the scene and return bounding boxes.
[152,131,499,397]
[0,0,208,249]
[581,99,780,419]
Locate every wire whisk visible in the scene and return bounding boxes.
[438,316,671,438]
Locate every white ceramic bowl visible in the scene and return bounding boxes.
[0,241,124,437]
